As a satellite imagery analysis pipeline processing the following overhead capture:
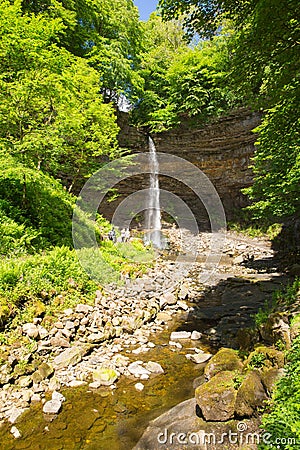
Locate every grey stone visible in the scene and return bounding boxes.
[52,346,85,370]
[145,361,164,374]
[43,399,62,414]
[186,353,212,364]
[75,304,94,314]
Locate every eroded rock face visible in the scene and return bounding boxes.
[114,108,261,225]
[204,348,243,380]
[195,371,237,421]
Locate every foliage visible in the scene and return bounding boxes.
[18,0,143,104]
[159,0,300,223]
[133,15,239,131]
[259,333,300,449]
[0,1,120,190]
[0,154,74,248]
[247,352,267,369]
[243,89,300,220]
[0,240,152,330]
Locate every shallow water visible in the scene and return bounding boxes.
[0,319,212,450]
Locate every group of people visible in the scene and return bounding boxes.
[107,227,130,243]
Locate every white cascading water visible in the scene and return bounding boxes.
[145,137,162,248]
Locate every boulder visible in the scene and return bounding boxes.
[92,367,119,386]
[245,346,285,369]
[52,346,86,370]
[195,371,237,421]
[235,371,268,417]
[261,368,285,395]
[204,348,243,380]
[259,313,291,348]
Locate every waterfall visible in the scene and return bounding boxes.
[145,137,162,248]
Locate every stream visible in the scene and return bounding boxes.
[0,232,287,450]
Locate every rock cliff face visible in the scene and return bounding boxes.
[106,108,261,227]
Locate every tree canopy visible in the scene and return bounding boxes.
[159,0,300,221]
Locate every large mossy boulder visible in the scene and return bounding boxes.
[259,312,291,348]
[260,367,285,395]
[245,346,285,370]
[290,315,300,340]
[195,371,237,421]
[204,348,243,380]
[235,371,268,417]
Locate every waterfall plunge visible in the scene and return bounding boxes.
[145,137,163,248]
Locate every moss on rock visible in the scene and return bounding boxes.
[235,371,268,417]
[195,371,237,421]
[204,348,243,380]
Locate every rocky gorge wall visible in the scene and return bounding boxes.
[107,108,261,228]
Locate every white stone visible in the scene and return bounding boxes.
[52,391,65,402]
[68,380,86,387]
[191,330,202,340]
[135,383,144,392]
[169,341,182,349]
[177,301,189,311]
[31,394,41,402]
[186,353,212,364]
[170,331,191,340]
[43,399,62,414]
[75,304,93,314]
[145,361,164,374]
[22,323,39,339]
[7,407,25,424]
[10,426,21,439]
[128,362,151,378]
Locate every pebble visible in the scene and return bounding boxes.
[10,426,21,439]
[191,330,202,340]
[135,383,144,392]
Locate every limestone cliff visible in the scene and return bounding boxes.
[108,108,261,227]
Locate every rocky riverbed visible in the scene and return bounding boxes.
[0,229,296,449]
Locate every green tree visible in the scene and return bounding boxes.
[0,1,119,190]
[133,15,238,131]
[159,0,300,221]
[18,0,144,104]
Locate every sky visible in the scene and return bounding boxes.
[134,0,158,21]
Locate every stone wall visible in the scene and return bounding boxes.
[104,108,261,228]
